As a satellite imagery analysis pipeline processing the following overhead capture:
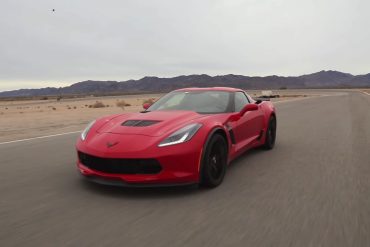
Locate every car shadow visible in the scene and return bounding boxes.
[79,178,204,199]
[228,147,266,169]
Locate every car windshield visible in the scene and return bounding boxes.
[147,91,232,114]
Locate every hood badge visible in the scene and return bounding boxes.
[106,141,119,148]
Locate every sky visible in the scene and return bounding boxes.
[1,0,369,92]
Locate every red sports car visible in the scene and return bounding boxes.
[76,87,276,188]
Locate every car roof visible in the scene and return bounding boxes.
[174,87,242,92]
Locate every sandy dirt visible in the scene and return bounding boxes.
[0,94,162,142]
[0,92,313,143]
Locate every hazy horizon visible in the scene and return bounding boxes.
[1,69,369,93]
[1,0,369,91]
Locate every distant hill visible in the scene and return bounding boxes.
[1,70,369,98]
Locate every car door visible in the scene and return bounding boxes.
[232,92,264,150]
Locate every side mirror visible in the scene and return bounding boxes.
[240,104,258,116]
[228,104,258,122]
[142,103,151,110]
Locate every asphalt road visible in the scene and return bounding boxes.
[1,91,369,246]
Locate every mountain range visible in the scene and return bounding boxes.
[1,70,369,98]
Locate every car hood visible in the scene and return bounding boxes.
[96,110,206,137]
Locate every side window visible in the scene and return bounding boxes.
[234,92,250,112]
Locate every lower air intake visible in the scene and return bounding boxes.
[78,152,162,174]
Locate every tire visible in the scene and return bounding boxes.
[262,115,277,150]
[200,134,228,188]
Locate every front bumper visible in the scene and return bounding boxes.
[76,134,203,186]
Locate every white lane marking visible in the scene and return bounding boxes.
[0,131,82,145]
[273,93,345,104]
[273,95,320,104]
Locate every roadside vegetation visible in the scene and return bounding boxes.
[143,98,155,105]
[89,101,106,108]
[116,100,131,110]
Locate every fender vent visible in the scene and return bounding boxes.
[122,120,161,127]
[229,129,236,144]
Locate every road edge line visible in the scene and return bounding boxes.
[0,131,82,145]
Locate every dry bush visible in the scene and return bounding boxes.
[90,101,105,108]
[116,100,131,109]
[73,106,77,109]
[143,98,155,105]
[52,107,56,110]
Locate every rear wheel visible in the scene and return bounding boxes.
[262,115,277,150]
[201,134,228,188]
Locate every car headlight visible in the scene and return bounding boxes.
[158,123,202,147]
[81,120,96,141]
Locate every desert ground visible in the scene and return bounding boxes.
[0,90,321,142]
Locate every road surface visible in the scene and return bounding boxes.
[1,91,369,246]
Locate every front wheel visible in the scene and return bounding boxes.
[200,134,228,188]
[262,115,277,150]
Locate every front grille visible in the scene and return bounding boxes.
[78,152,162,174]
[122,120,161,127]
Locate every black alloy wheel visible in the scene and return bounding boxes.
[201,134,228,188]
[263,116,277,150]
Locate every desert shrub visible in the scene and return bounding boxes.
[5,107,8,110]
[116,100,126,109]
[142,98,155,105]
[41,96,49,100]
[73,106,77,109]
[116,100,130,109]
[52,107,56,110]
[90,101,105,108]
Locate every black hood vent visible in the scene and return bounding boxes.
[122,120,161,127]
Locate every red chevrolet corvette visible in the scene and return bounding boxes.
[76,87,276,188]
